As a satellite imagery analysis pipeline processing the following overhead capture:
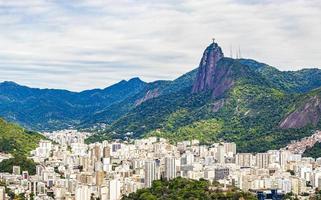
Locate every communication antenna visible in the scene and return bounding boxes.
[238,45,242,58]
[229,45,233,58]
[235,46,239,59]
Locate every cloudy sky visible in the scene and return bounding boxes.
[0,0,320,91]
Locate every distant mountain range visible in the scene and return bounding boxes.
[1,42,321,152]
[0,77,146,130]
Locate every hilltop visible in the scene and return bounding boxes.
[0,42,321,152]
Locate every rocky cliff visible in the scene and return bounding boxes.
[280,95,321,129]
[192,42,234,98]
[135,88,160,106]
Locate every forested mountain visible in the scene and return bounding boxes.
[0,78,146,130]
[86,42,321,152]
[1,42,321,152]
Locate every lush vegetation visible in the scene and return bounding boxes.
[122,177,256,200]
[87,58,321,153]
[1,53,321,153]
[240,59,321,94]
[303,142,321,158]
[0,78,146,131]
[0,118,42,176]
[85,132,112,144]
[0,155,37,175]
[144,83,318,152]
[149,118,223,144]
[0,118,44,156]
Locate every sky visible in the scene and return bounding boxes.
[0,0,320,91]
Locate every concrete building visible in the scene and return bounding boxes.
[216,144,225,164]
[0,187,5,200]
[75,184,90,200]
[236,153,253,167]
[165,157,176,180]
[12,166,21,175]
[256,153,270,169]
[109,179,121,200]
[145,160,157,187]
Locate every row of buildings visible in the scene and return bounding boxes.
[1,130,321,199]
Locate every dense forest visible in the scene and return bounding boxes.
[87,56,321,153]
[0,118,43,176]
[303,142,321,159]
[0,155,37,175]
[1,42,321,153]
[0,118,44,156]
[122,177,256,200]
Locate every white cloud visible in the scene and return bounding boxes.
[0,0,320,91]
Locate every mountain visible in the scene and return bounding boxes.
[240,59,321,93]
[86,42,321,152]
[0,78,146,130]
[0,118,44,156]
[86,70,198,126]
[192,42,225,95]
[1,41,321,152]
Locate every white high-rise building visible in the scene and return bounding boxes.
[100,186,108,200]
[165,157,176,180]
[216,144,225,164]
[109,179,121,200]
[280,150,291,170]
[236,153,253,167]
[224,142,236,157]
[256,153,270,169]
[181,151,194,165]
[75,184,90,200]
[35,140,53,158]
[145,160,157,187]
[0,186,5,200]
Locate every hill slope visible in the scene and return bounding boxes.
[239,59,321,94]
[0,118,44,156]
[1,41,321,152]
[280,88,321,129]
[122,177,256,200]
[87,42,321,152]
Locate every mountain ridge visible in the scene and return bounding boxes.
[1,42,321,152]
[0,77,147,130]
[85,42,321,152]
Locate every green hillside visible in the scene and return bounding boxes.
[147,79,320,152]
[303,142,321,159]
[87,56,321,152]
[240,59,321,94]
[0,155,37,175]
[0,41,320,153]
[0,118,44,156]
[122,177,256,200]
